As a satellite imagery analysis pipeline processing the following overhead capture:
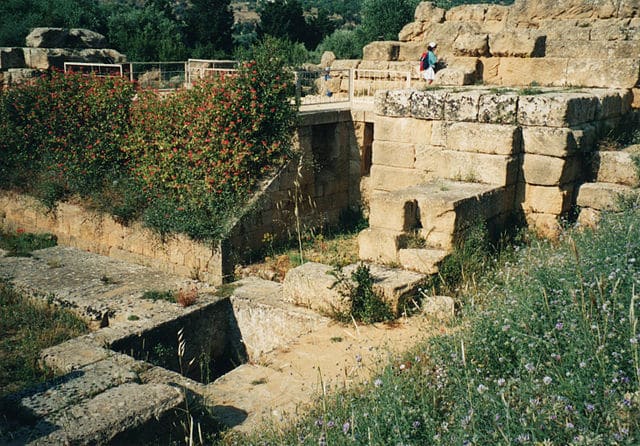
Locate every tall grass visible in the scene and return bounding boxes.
[218,199,640,445]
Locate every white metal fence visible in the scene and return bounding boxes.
[63,60,420,107]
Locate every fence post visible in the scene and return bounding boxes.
[349,69,355,104]
[295,71,301,107]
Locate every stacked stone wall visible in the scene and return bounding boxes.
[372,87,633,238]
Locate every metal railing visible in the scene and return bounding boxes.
[63,62,125,77]
[294,68,351,106]
[127,61,187,90]
[186,59,238,85]
[63,60,419,108]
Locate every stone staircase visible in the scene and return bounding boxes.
[577,143,640,225]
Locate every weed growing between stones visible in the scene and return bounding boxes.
[141,290,177,303]
[330,263,394,324]
[0,229,57,257]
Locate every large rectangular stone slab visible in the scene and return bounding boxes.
[415,147,520,185]
[576,182,636,211]
[517,93,598,127]
[374,90,412,117]
[521,154,581,186]
[369,190,419,231]
[374,116,432,144]
[358,228,402,264]
[593,147,640,186]
[443,90,482,122]
[372,141,415,168]
[478,91,519,124]
[410,89,447,120]
[445,122,522,155]
[566,58,640,89]
[496,58,568,87]
[522,126,579,157]
[489,32,546,57]
[398,248,447,275]
[523,184,574,215]
[370,165,429,191]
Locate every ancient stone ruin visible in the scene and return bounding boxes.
[1,0,640,443]
[0,28,126,88]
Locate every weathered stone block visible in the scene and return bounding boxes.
[577,182,636,211]
[577,207,601,228]
[443,90,482,122]
[497,58,568,87]
[374,90,413,117]
[446,122,522,155]
[445,4,487,22]
[415,2,446,23]
[522,126,578,157]
[422,294,455,321]
[453,34,489,57]
[374,116,432,144]
[370,165,429,191]
[282,262,345,312]
[410,89,447,120]
[525,212,562,239]
[489,32,546,57]
[593,147,640,186]
[26,27,107,49]
[372,141,415,168]
[399,21,426,42]
[398,248,447,275]
[415,147,520,185]
[430,120,450,146]
[522,154,581,186]
[517,93,598,127]
[523,184,574,214]
[435,67,477,86]
[369,191,419,231]
[478,91,519,124]
[363,41,400,61]
[566,58,640,89]
[358,228,401,264]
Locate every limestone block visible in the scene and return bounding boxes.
[489,32,546,57]
[369,191,418,231]
[566,58,640,89]
[398,248,447,275]
[415,146,520,185]
[496,58,568,87]
[363,41,400,61]
[410,89,447,120]
[414,2,446,23]
[446,4,488,22]
[372,141,415,168]
[576,182,635,211]
[577,207,601,228]
[26,27,107,48]
[374,90,413,117]
[422,294,455,321]
[525,212,562,240]
[522,126,578,157]
[430,120,450,146]
[478,91,519,124]
[593,149,640,186]
[522,154,581,186]
[434,68,472,86]
[320,51,336,68]
[517,93,598,127]
[370,165,429,191]
[453,34,489,57]
[445,122,522,155]
[398,41,428,63]
[358,60,390,71]
[332,59,360,70]
[399,21,426,42]
[479,57,501,84]
[546,40,639,59]
[358,228,401,264]
[443,90,482,122]
[282,262,345,312]
[590,22,633,41]
[0,47,25,69]
[375,116,433,144]
[523,184,574,214]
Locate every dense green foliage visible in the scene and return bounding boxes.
[0,280,88,398]
[0,230,57,257]
[220,202,640,444]
[0,40,297,241]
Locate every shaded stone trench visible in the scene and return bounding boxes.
[0,245,439,445]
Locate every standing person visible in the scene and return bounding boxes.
[420,42,438,85]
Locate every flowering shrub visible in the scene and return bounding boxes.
[124,46,296,240]
[0,71,135,203]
